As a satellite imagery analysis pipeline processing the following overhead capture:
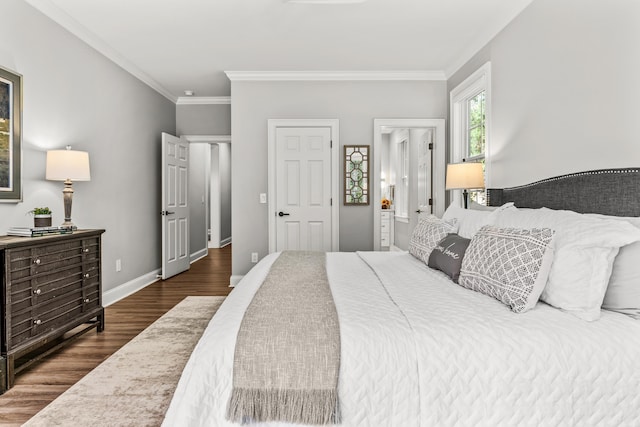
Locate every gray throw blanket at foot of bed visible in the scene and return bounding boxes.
[227,251,341,425]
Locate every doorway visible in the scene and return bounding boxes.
[183,135,232,262]
[373,119,445,251]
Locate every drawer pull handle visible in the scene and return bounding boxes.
[84,273,90,278]
[34,258,41,265]
[83,248,90,253]
[34,319,42,325]
[84,298,90,303]
[33,289,42,295]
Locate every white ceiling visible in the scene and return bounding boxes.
[26,0,533,101]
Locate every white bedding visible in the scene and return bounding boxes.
[163,251,640,427]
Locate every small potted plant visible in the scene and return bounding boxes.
[30,207,52,228]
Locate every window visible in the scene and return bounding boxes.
[450,62,491,206]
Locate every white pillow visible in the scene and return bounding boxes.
[494,206,640,321]
[587,214,640,320]
[469,201,498,211]
[442,202,513,239]
[459,225,556,313]
[408,215,458,265]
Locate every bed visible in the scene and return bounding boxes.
[163,168,640,427]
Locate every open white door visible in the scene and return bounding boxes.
[161,132,190,279]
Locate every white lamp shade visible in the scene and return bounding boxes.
[46,150,91,181]
[445,162,485,190]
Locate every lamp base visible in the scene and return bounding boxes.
[62,179,78,230]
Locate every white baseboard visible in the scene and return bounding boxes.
[190,248,208,264]
[229,275,244,287]
[103,269,161,307]
[208,237,230,249]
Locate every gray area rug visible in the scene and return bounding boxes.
[24,296,225,427]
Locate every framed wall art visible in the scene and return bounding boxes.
[0,66,22,202]
[344,145,369,205]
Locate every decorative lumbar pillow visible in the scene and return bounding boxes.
[494,207,640,320]
[428,233,471,283]
[442,202,513,239]
[408,215,458,264]
[458,225,556,313]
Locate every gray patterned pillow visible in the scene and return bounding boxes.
[458,225,555,313]
[408,216,458,264]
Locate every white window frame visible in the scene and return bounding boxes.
[450,62,491,207]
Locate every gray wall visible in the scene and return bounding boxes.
[0,0,176,293]
[219,143,232,242]
[231,80,446,276]
[209,143,232,247]
[177,104,231,135]
[189,143,209,258]
[448,0,640,188]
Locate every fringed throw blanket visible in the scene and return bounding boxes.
[227,251,341,425]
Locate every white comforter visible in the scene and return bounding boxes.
[163,252,640,427]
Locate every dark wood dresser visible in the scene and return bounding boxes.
[0,229,105,393]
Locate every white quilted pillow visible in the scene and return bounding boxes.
[442,202,513,238]
[459,225,556,313]
[587,214,640,320]
[408,215,458,264]
[495,206,640,321]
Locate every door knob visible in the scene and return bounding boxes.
[415,209,424,214]
[278,212,290,217]
[161,210,176,216]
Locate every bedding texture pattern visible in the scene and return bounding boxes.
[458,225,555,313]
[227,251,340,424]
[164,251,640,427]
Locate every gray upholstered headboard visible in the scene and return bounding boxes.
[486,168,640,217]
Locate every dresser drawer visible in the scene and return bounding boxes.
[10,264,85,313]
[8,242,82,281]
[10,289,87,348]
[381,232,390,247]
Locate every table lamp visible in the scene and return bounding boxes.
[445,161,485,209]
[46,146,91,229]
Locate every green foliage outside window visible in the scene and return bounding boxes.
[468,91,485,158]
[468,91,486,205]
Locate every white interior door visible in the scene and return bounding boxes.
[275,127,332,252]
[417,129,433,216]
[161,132,190,279]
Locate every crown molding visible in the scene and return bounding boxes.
[183,135,232,143]
[285,0,368,3]
[225,70,446,82]
[25,0,177,103]
[176,96,231,105]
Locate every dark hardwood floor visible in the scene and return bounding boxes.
[0,245,232,426]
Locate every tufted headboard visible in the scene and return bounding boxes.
[486,168,640,217]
